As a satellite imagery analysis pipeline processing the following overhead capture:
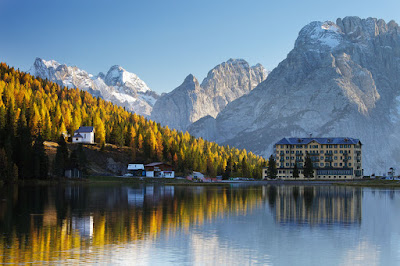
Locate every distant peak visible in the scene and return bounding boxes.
[33,57,61,69]
[183,74,198,84]
[226,58,248,64]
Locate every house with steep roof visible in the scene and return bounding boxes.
[264,137,363,180]
[72,126,95,144]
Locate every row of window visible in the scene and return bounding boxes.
[278,150,353,155]
[277,162,352,167]
[277,156,352,160]
[278,144,354,149]
[276,175,352,179]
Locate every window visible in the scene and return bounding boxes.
[340,163,342,166]
[320,163,324,166]
[325,163,329,166]
[340,145,343,148]
[286,157,289,160]
[334,156,337,160]
[291,157,294,160]
[334,163,338,166]
[281,145,284,148]
[334,145,337,148]
[291,163,294,166]
[286,163,289,166]
[349,163,352,166]
[334,150,337,154]
[320,156,324,160]
[320,150,324,154]
[286,151,289,154]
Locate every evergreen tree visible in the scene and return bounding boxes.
[32,134,49,179]
[53,135,69,177]
[223,156,233,179]
[293,163,299,179]
[303,152,314,178]
[267,155,277,179]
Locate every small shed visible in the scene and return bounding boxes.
[145,162,174,178]
[127,164,145,176]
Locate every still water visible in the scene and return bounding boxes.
[0,184,399,265]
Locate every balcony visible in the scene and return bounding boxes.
[295,158,304,162]
[325,157,333,162]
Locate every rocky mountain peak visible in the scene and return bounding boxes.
[182,74,200,88]
[151,59,268,131]
[104,65,150,93]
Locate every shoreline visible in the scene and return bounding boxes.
[4,177,400,188]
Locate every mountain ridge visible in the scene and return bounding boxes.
[151,58,268,131]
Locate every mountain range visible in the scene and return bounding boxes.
[29,16,400,174]
[29,58,158,116]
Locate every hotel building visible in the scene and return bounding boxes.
[263,137,363,180]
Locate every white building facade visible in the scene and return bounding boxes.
[72,126,95,144]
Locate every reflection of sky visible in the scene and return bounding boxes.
[66,187,400,265]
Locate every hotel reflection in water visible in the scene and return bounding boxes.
[265,185,362,225]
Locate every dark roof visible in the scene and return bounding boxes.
[145,162,172,167]
[74,133,83,138]
[75,126,94,133]
[276,137,361,145]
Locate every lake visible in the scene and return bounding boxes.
[0,183,399,265]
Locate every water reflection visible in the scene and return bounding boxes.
[1,184,399,264]
[265,185,363,226]
[0,184,264,264]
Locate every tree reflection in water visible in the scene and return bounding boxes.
[0,184,264,264]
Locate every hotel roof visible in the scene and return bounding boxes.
[276,137,361,145]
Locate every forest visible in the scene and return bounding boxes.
[0,62,267,182]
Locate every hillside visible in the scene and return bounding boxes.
[0,62,266,182]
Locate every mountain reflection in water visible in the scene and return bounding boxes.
[0,184,388,264]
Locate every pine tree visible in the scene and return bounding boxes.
[293,163,299,179]
[303,152,314,178]
[267,155,277,179]
[53,135,69,177]
[32,134,49,179]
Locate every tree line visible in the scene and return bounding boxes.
[0,62,267,182]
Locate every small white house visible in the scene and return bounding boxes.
[127,164,145,176]
[128,164,145,171]
[72,126,95,144]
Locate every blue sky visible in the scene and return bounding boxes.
[1,0,399,93]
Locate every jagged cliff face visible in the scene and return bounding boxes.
[29,58,158,116]
[189,17,400,174]
[151,59,268,131]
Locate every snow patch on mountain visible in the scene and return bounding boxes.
[29,58,158,116]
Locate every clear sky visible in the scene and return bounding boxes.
[1,0,399,93]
